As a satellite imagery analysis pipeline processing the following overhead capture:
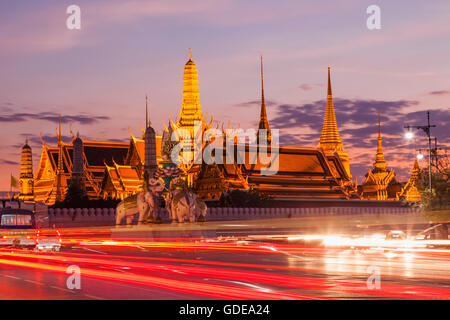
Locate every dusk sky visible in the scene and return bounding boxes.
[0,0,449,191]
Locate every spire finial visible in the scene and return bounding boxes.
[25,137,28,145]
[260,55,265,105]
[373,110,387,170]
[188,48,192,60]
[257,55,271,144]
[327,67,332,96]
[378,111,382,138]
[145,94,149,128]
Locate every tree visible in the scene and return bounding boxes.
[217,189,270,208]
[417,153,449,211]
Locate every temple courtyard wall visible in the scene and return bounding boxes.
[45,205,420,228]
[0,199,422,229]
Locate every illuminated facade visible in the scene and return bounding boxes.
[18,139,34,202]
[178,48,203,134]
[20,51,419,204]
[397,151,422,202]
[361,113,402,200]
[193,64,353,200]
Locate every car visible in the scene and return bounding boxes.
[0,208,36,248]
[385,230,406,240]
[35,228,62,252]
[0,208,62,250]
[416,224,448,240]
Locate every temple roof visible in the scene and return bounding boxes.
[196,144,350,199]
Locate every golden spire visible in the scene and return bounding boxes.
[145,94,148,128]
[319,67,343,152]
[373,111,388,170]
[410,142,420,180]
[188,47,192,60]
[178,48,203,131]
[58,114,62,144]
[56,114,63,202]
[257,55,271,144]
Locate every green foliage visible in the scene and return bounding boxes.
[417,161,449,211]
[216,189,270,208]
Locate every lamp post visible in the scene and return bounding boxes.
[404,111,436,193]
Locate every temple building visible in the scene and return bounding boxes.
[17,139,34,202]
[360,113,402,200]
[193,64,354,200]
[397,150,422,202]
[21,50,421,205]
[30,122,162,204]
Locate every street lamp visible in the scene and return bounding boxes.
[405,131,414,140]
[417,152,424,160]
[404,111,436,193]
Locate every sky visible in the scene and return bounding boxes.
[0,0,449,191]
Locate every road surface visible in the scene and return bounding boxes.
[0,214,449,300]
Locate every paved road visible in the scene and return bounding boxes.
[0,215,449,300]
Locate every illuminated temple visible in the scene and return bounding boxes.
[360,113,402,200]
[17,50,419,205]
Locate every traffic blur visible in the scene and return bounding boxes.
[0,217,448,299]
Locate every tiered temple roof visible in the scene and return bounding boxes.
[397,150,422,202]
[361,113,401,200]
[33,134,162,204]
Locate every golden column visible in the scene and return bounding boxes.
[178,48,203,134]
[176,49,204,170]
[318,67,352,179]
[19,138,34,202]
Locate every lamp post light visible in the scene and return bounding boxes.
[404,111,436,193]
[405,131,414,140]
[416,152,424,161]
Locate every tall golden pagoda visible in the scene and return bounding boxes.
[318,67,351,179]
[257,56,271,145]
[18,138,34,202]
[361,112,401,200]
[177,48,203,134]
